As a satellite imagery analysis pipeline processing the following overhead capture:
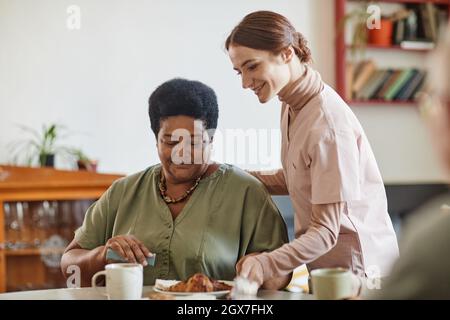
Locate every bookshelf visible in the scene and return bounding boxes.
[335,0,450,106]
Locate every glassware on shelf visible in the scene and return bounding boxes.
[4,202,24,250]
[42,200,58,239]
[3,203,13,249]
[2,198,98,291]
[19,202,34,248]
[58,200,74,243]
[3,199,95,251]
[3,201,48,250]
[30,201,47,248]
[10,202,21,249]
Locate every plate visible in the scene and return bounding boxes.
[153,279,233,297]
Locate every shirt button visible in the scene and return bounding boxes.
[165,235,170,239]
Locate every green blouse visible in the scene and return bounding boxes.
[74,163,288,284]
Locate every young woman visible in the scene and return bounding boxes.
[225,11,399,286]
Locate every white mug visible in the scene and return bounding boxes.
[310,267,362,300]
[92,263,143,300]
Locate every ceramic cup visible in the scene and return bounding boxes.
[310,267,362,300]
[92,263,143,300]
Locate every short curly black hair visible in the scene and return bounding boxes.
[148,78,219,138]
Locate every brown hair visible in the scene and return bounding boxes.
[225,11,312,63]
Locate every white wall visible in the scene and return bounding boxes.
[0,0,445,183]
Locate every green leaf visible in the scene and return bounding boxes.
[8,122,90,168]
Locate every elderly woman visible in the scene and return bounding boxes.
[61,78,290,289]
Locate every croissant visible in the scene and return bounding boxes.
[167,273,232,292]
[167,281,188,292]
[185,273,214,292]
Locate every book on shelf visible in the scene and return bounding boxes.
[348,64,426,102]
[384,69,415,101]
[369,69,394,100]
[391,3,447,47]
[392,8,411,44]
[351,60,376,97]
[356,70,384,101]
[375,70,402,100]
[396,71,427,101]
[393,19,405,45]
[420,3,437,41]
[393,69,418,100]
[404,8,419,40]
[400,40,435,50]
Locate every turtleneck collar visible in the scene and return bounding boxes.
[278,64,324,113]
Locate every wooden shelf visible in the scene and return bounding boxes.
[348,0,450,4]
[348,99,418,106]
[4,247,66,256]
[0,166,124,292]
[346,44,434,52]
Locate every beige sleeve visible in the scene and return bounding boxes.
[254,202,343,280]
[248,169,289,195]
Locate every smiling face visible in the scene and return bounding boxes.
[228,45,292,103]
[157,115,212,184]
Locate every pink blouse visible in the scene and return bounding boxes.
[251,65,399,278]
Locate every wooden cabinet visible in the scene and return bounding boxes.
[0,165,123,292]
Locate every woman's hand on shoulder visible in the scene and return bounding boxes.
[103,235,152,266]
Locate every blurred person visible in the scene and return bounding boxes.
[368,25,450,299]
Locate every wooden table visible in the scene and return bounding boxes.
[0,286,313,300]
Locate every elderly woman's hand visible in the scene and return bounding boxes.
[236,253,265,286]
[104,235,153,266]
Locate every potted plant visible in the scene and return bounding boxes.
[8,123,73,167]
[338,1,372,60]
[367,16,393,47]
[340,2,408,55]
[71,148,98,172]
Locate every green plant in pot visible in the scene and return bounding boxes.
[9,123,73,167]
[338,1,372,60]
[340,2,403,59]
[71,148,98,172]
